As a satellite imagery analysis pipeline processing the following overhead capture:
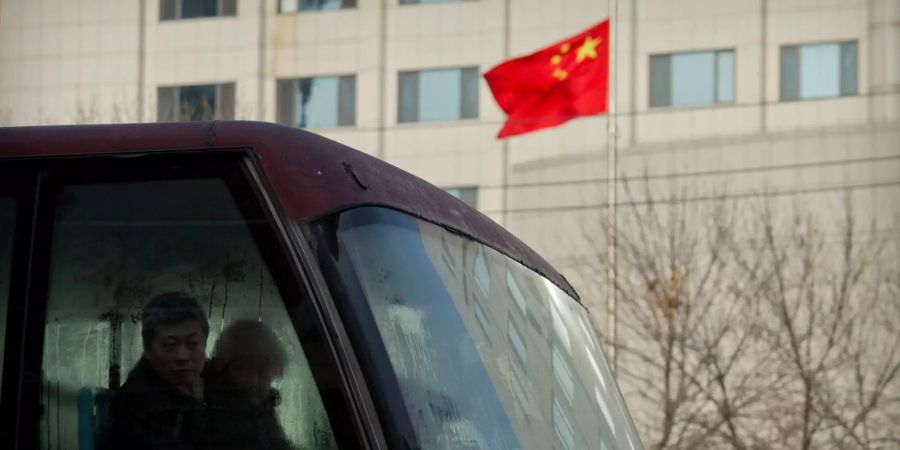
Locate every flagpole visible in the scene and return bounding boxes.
[501,0,511,227]
[606,0,619,372]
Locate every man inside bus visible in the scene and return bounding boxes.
[103,291,212,450]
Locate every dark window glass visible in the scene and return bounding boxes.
[276,79,297,126]
[161,0,236,20]
[781,46,800,100]
[649,55,672,107]
[157,86,177,122]
[400,0,462,4]
[279,0,356,12]
[460,68,479,119]
[160,0,177,20]
[397,71,419,123]
[38,175,339,450]
[840,42,858,96]
[181,0,218,18]
[0,197,14,390]
[220,0,237,16]
[337,75,356,126]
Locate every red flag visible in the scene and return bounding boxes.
[484,20,610,138]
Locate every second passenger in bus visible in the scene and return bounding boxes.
[205,319,294,450]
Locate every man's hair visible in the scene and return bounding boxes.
[141,292,210,348]
[211,319,287,378]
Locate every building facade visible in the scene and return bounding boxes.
[2,0,899,446]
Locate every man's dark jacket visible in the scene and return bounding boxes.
[102,359,296,450]
[103,359,214,450]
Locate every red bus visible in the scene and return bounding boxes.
[0,121,642,450]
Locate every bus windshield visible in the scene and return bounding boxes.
[312,207,643,450]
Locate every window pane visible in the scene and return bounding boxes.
[298,77,339,128]
[781,46,800,100]
[157,86,177,122]
[179,84,218,121]
[649,55,671,107]
[716,51,735,103]
[474,245,491,296]
[445,186,477,208]
[460,67,479,119]
[840,42,858,96]
[281,0,300,12]
[671,52,715,107]
[0,198,15,390]
[398,71,419,123]
[552,347,575,403]
[507,269,527,315]
[181,0,218,18]
[276,79,297,126]
[218,82,235,119]
[160,0,177,20]
[39,177,339,450]
[420,69,462,122]
[553,397,576,450]
[800,43,840,99]
[338,75,356,126]
[220,0,237,16]
[300,0,343,11]
[313,207,640,450]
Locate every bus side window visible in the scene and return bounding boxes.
[39,175,339,450]
[0,197,15,390]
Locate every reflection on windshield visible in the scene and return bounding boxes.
[314,207,643,450]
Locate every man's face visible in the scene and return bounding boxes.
[144,320,207,390]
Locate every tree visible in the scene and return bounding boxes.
[572,178,900,450]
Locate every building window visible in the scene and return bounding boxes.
[444,186,477,208]
[279,0,356,12]
[400,0,466,4]
[506,268,527,316]
[507,318,527,370]
[650,49,735,108]
[277,76,356,129]
[473,245,491,297]
[160,0,236,20]
[781,41,857,101]
[157,83,235,122]
[552,397,576,450]
[398,67,479,123]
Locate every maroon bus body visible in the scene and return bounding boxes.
[0,121,578,300]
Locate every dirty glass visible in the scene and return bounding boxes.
[315,207,644,450]
[39,179,337,450]
[0,198,14,390]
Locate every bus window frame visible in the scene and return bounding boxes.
[0,151,385,450]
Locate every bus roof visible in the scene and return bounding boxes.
[0,121,578,300]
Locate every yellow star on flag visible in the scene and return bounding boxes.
[575,36,600,63]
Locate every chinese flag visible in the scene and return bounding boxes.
[485,20,610,138]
